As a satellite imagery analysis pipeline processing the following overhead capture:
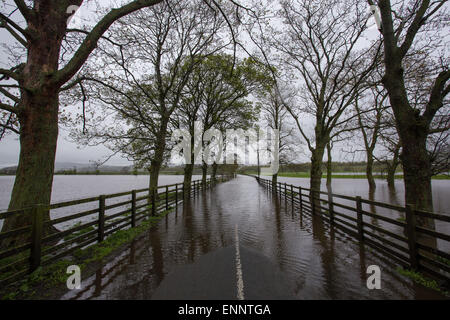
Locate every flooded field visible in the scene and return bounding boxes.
[0,175,192,212]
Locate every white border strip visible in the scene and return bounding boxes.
[234,224,245,300]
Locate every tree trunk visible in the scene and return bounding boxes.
[366,156,376,193]
[386,145,400,191]
[272,173,278,193]
[183,163,194,200]
[257,147,261,178]
[400,132,434,228]
[380,27,434,227]
[202,161,208,186]
[310,146,325,193]
[149,161,161,202]
[211,162,218,183]
[1,9,67,248]
[386,162,397,190]
[310,145,326,212]
[183,130,196,199]
[148,121,169,204]
[326,143,332,194]
[1,93,60,248]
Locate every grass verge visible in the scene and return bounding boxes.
[396,267,449,297]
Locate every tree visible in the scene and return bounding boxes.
[368,0,449,222]
[274,0,379,203]
[0,0,168,248]
[174,54,261,193]
[376,135,402,190]
[68,0,226,202]
[256,84,295,187]
[354,84,389,192]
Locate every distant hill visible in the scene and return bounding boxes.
[0,162,134,174]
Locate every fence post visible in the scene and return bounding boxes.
[405,204,418,270]
[98,195,106,242]
[131,190,136,228]
[284,183,287,205]
[299,187,303,212]
[356,196,364,241]
[290,185,294,208]
[175,184,178,208]
[328,191,334,224]
[30,204,45,272]
[166,186,169,210]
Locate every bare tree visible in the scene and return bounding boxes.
[375,134,402,190]
[256,83,295,187]
[273,0,380,202]
[68,0,227,201]
[354,84,389,192]
[0,0,169,247]
[367,0,449,221]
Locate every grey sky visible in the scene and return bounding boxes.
[0,1,382,168]
[0,0,132,168]
[0,130,132,168]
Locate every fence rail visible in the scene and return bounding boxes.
[0,175,234,286]
[255,176,450,284]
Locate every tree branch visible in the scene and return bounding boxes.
[398,0,431,58]
[0,102,18,114]
[423,69,450,123]
[54,0,163,87]
[13,0,33,21]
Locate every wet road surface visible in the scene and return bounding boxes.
[61,175,446,300]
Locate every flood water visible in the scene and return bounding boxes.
[1,175,448,213]
[59,175,446,300]
[275,176,450,253]
[1,174,448,299]
[275,176,450,214]
[0,175,193,212]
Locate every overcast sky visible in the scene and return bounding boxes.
[0,0,381,168]
[0,130,132,168]
[0,1,133,168]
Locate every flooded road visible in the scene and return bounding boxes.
[60,175,445,300]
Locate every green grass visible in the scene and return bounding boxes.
[396,267,449,296]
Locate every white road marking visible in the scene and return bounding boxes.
[234,224,245,300]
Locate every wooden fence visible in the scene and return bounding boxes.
[255,176,450,284]
[0,175,233,286]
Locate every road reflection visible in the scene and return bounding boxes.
[61,176,445,300]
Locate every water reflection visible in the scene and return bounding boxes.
[60,176,445,300]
